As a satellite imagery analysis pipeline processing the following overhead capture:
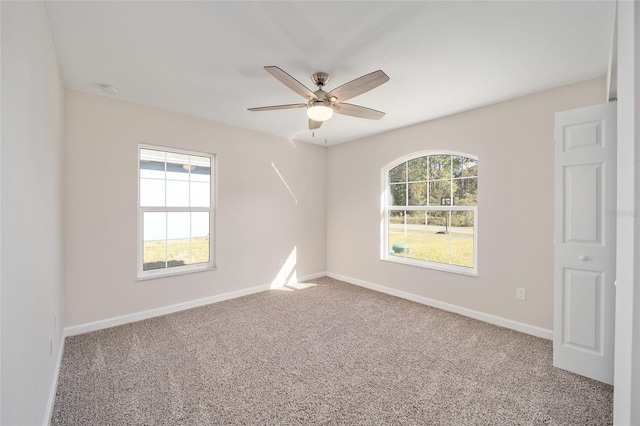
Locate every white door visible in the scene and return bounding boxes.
[554,101,616,385]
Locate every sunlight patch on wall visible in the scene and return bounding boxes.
[271,162,297,205]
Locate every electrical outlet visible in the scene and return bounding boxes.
[516,288,526,301]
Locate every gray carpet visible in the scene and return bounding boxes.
[52,277,613,425]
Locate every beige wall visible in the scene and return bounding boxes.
[63,91,327,326]
[326,78,606,331]
[1,2,65,424]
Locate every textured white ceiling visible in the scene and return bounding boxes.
[45,1,613,146]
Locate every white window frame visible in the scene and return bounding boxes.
[381,150,478,276]
[137,144,216,280]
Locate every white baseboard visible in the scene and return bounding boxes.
[64,284,270,336]
[327,272,553,340]
[43,329,66,426]
[64,272,326,337]
[298,271,327,281]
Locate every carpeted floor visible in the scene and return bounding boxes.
[52,277,613,425]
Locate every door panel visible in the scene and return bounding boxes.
[563,120,604,151]
[562,268,601,351]
[563,164,602,244]
[554,101,616,385]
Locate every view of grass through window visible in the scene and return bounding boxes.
[143,236,210,271]
[385,153,477,270]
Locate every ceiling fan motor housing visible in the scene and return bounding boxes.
[312,89,329,103]
[311,72,330,88]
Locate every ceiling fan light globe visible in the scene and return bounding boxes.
[307,104,333,121]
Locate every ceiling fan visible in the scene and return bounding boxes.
[248,66,390,130]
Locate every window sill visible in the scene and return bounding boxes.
[137,265,216,281]
[381,256,478,277]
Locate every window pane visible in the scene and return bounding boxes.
[390,183,407,206]
[140,149,166,180]
[166,153,190,181]
[405,211,426,261]
[429,155,452,180]
[143,212,167,271]
[190,166,211,182]
[166,180,189,207]
[191,212,209,238]
[454,177,478,206]
[429,180,452,206]
[406,232,427,261]
[167,212,190,240]
[404,210,423,226]
[389,210,405,226]
[426,210,450,264]
[408,182,427,206]
[191,212,210,265]
[187,237,209,265]
[452,156,478,179]
[143,242,167,271]
[451,211,474,267]
[426,210,448,230]
[388,211,427,260]
[140,178,165,207]
[189,156,211,183]
[166,238,190,268]
[389,163,406,183]
[140,162,165,179]
[407,156,429,181]
[143,212,166,241]
[452,156,464,179]
[167,212,190,268]
[389,234,407,257]
[190,182,210,207]
[389,210,407,257]
[462,158,478,177]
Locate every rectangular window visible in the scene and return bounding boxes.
[138,145,215,279]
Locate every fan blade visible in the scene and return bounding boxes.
[248,103,307,112]
[325,70,389,102]
[309,119,323,130]
[264,66,318,100]
[333,103,385,120]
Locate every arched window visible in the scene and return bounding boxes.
[382,151,478,275]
